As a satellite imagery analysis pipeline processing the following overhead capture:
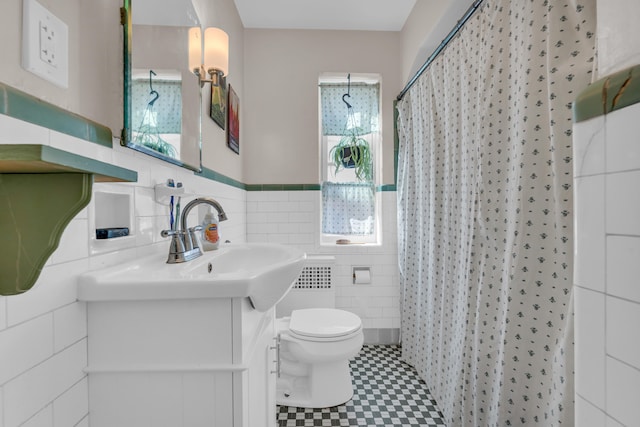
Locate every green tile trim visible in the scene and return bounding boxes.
[0,173,93,295]
[196,167,246,190]
[245,183,322,191]
[0,144,137,182]
[574,64,640,123]
[243,182,392,192]
[0,83,113,147]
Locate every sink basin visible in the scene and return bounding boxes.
[78,243,306,311]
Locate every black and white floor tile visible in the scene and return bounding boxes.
[276,345,446,426]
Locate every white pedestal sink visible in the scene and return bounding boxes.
[79,242,306,311]
[78,243,306,427]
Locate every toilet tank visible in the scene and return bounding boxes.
[276,255,336,318]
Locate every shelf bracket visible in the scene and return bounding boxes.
[0,173,93,295]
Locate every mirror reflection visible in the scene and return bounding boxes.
[124,0,202,171]
[131,68,182,158]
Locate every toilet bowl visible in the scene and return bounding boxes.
[276,308,364,408]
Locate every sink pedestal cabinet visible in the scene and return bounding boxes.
[85,297,277,427]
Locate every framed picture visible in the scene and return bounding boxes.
[227,84,239,154]
[209,76,227,129]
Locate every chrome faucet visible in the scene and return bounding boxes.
[161,197,228,263]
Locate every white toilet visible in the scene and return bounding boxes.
[276,307,364,408]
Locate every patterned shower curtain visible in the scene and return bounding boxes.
[396,1,595,425]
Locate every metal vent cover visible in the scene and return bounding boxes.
[293,266,332,289]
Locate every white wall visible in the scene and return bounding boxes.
[0,0,122,132]
[243,29,401,185]
[596,0,640,77]
[0,0,245,426]
[399,0,474,86]
[196,0,245,181]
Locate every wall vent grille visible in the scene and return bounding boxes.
[293,266,332,289]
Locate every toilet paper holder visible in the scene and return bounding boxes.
[352,266,371,284]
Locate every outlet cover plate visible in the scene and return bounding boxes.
[22,0,69,88]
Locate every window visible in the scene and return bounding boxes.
[319,74,381,245]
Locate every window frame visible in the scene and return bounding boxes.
[318,73,382,246]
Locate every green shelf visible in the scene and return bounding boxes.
[0,144,137,295]
[0,144,137,182]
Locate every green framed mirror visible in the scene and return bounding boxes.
[122,0,202,171]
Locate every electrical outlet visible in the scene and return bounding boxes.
[39,20,56,67]
[22,0,68,88]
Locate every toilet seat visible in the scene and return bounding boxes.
[288,308,362,341]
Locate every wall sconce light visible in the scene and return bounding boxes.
[188,27,228,87]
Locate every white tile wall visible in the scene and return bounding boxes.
[607,415,626,427]
[606,357,640,426]
[574,101,640,426]
[53,303,87,354]
[575,395,606,427]
[0,117,247,427]
[574,175,605,292]
[606,171,640,236]
[6,260,88,327]
[574,286,605,407]
[605,103,640,172]
[0,114,50,146]
[607,297,640,369]
[20,406,52,427]
[4,341,86,427]
[0,315,54,386]
[52,378,88,427]
[246,190,400,331]
[0,297,7,331]
[573,114,605,177]
[607,236,640,302]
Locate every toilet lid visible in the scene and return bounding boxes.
[289,308,362,339]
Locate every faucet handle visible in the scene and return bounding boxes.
[161,229,182,238]
[160,229,187,261]
[185,225,203,252]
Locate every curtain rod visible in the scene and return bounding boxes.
[396,0,485,102]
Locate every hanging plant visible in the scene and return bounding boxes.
[132,70,178,158]
[328,74,374,182]
[133,122,178,158]
[329,130,373,182]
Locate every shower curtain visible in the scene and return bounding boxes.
[396,1,595,425]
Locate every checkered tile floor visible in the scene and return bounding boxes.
[276,345,446,426]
